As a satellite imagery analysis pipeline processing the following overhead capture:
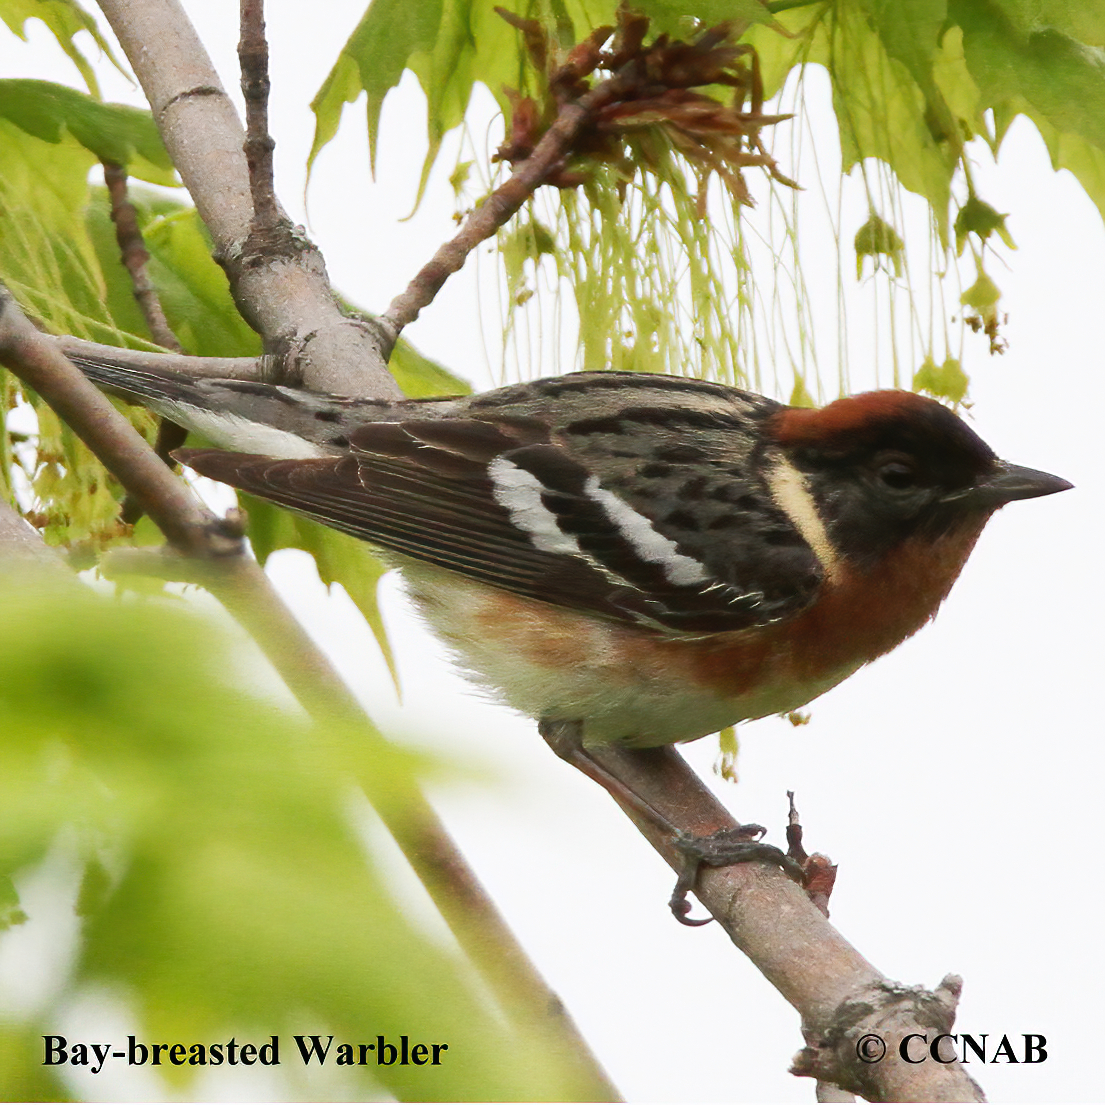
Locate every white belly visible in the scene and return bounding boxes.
[400,564,855,747]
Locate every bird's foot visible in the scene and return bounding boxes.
[668,824,805,926]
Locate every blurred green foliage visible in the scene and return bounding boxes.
[0,0,127,99]
[0,576,582,1101]
[0,47,559,1097]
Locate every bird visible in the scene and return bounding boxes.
[73,356,1071,915]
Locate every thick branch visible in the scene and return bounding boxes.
[578,740,985,1102]
[94,0,398,399]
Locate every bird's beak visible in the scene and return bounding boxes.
[944,460,1074,509]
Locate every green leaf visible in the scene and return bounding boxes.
[1037,121,1105,224]
[243,501,400,691]
[85,190,262,358]
[913,354,969,402]
[309,0,610,197]
[827,3,958,240]
[855,0,947,92]
[0,0,128,98]
[632,0,777,37]
[953,0,1105,154]
[501,216,559,304]
[994,0,1105,48]
[948,0,1105,220]
[0,79,176,186]
[389,335,472,397]
[854,212,904,277]
[954,194,1015,254]
[931,25,989,143]
[0,149,254,548]
[741,4,831,101]
[0,118,126,343]
[310,0,444,178]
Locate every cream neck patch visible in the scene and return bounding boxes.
[765,457,842,583]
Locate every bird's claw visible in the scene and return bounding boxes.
[668,825,806,926]
[668,889,714,926]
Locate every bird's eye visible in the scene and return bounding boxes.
[874,456,919,491]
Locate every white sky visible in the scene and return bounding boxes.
[1,2,1102,1102]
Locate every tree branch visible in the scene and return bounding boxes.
[101,160,189,523]
[94,0,398,399]
[0,499,72,581]
[54,336,264,381]
[577,738,984,1102]
[103,161,183,353]
[382,79,625,339]
[0,287,239,557]
[238,0,281,232]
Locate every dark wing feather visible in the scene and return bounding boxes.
[176,446,652,623]
[176,415,821,634]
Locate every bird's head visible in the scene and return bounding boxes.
[766,390,1072,566]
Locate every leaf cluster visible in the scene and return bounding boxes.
[312,0,1105,403]
[0,65,464,637]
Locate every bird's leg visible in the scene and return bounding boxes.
[538,719,804,925]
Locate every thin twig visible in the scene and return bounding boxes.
[382,76,629,337]
[786,790,837,918]
[238,0,281,231]
[101,160,187,522]
[102,161,182,352]
[54,336,265,380]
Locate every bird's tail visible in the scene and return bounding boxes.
[67,351,399,459]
